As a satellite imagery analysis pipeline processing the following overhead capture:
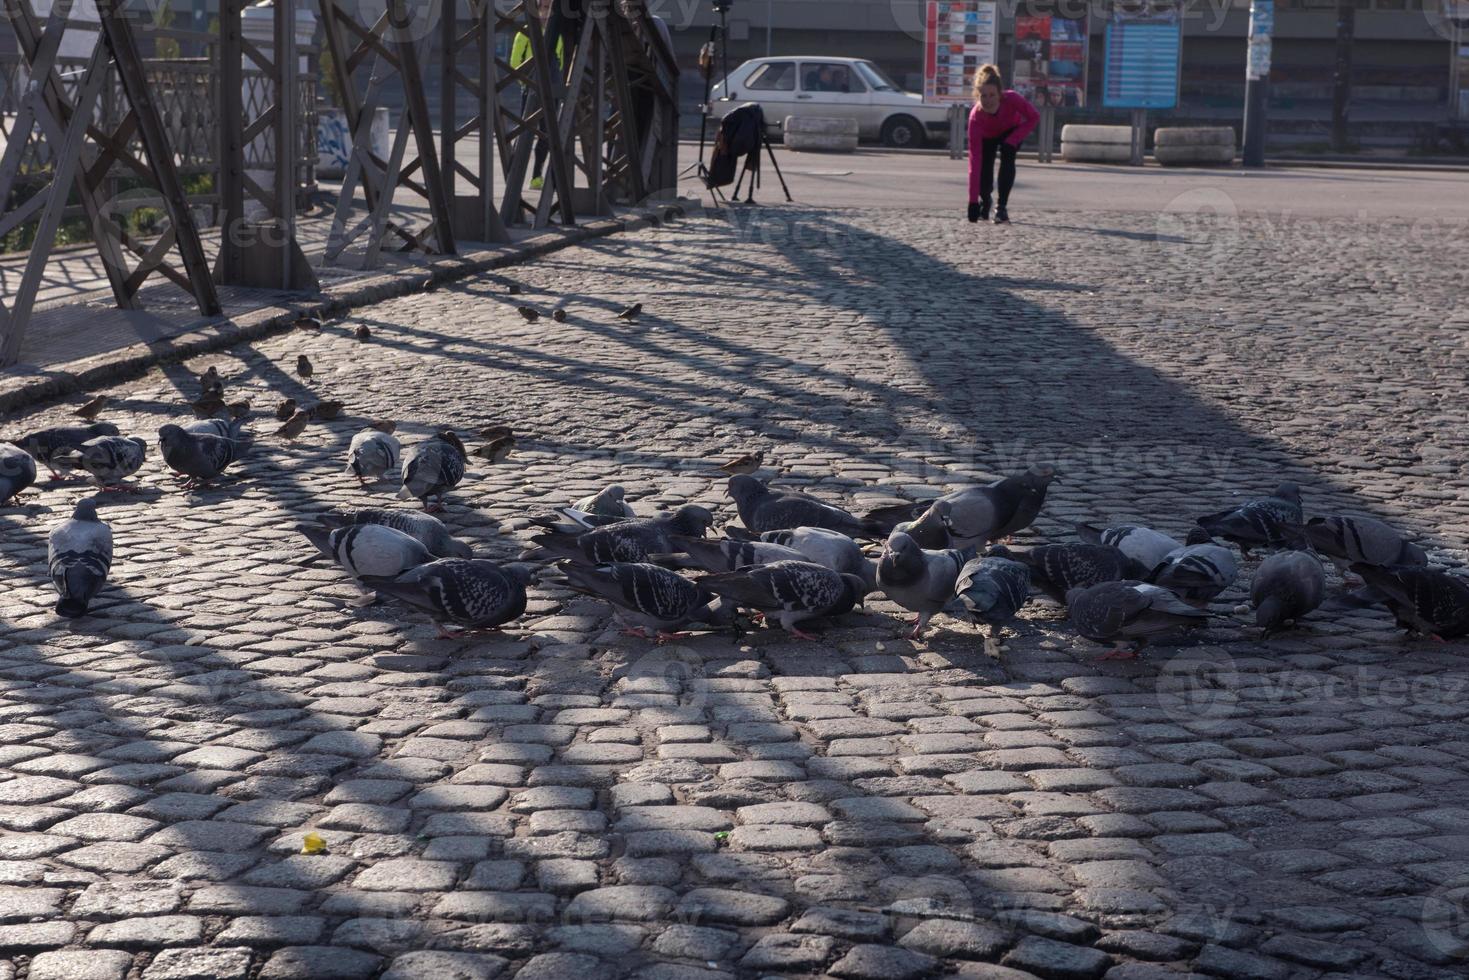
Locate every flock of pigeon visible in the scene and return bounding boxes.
[3,356,1467,658]
[5,364,1463,664]
[506,468,1469,658]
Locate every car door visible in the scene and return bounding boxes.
[737,60,798,136]
[795,61,874,136]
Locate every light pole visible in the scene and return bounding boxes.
[1331,0,1354,152]
[1242,0,1273,167]
[766,0,772,56]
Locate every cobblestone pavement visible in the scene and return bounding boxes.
[2,202,1469,980]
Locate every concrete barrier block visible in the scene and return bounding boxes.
[1153,126,1237,148]
[784,115,859,152]
[1061,141,1133,163]
[1155,142,1237,166]
[784,115,859,136]
[1060,124,1131,145]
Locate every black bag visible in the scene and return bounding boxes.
[706,103,764,189]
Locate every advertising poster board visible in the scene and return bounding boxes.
[924,2,999,104]
[1013,13,1089,109]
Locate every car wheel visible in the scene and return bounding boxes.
[882,115,926,149]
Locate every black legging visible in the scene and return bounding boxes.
[533,137,549,179]
[979,137,1018,207]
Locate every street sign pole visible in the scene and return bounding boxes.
[1242,0,1273,168]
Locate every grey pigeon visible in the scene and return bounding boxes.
[398,431,468,511]
[52,436,147,490]
[946,547,1031,638]
[1196,482,1305,556]
[1350,563,1469,640]
[893,464,1057,549]
[727,475,890,538]
[529,506,714,564]
[529,506,629,535]
[363,559,533,636]
[699,560,866,640]
[0,444,36,505]
[346,429,401,485]
[1018,543,1151,605]
[877,530,971,639]
[183,418,234,438]
[1148,527,1239,605]
[1251,550,1326,637]
[299,522,433,580]
[986,463,1060,539]
[656,535,810,574]
[158,416,249,489]
[559,560,729,640]
[1067,580,1210,659]
[895,499,953,550]
[573,485,637,519]
[1076,522,1182,571]
[15,423,120,477]
[1304,515,1427,573]
[314,508,473,559]
[48,498,113,617]
[755,526,876,589]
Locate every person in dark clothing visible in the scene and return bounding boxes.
[966,64,1039,224]
[511,1,566,190]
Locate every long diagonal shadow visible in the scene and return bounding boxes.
[0,205,1463,973]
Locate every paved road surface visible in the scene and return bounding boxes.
[0,194,1468,978]
[674,143,1469,220]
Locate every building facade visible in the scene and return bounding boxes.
[663,1,1469,149]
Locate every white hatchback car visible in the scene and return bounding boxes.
[709,56,951,148]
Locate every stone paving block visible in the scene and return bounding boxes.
[319,804,412,834]
[381,951,508,980]
[739,932,836,970]
[542,923,643,955]
[50,813,160,842]
[0,884,64,921]
[828,944,939,980]
[70,882,184,918]
[537,858,600,894]
[675,887,789,925]
[564,885,675,922]
[141,947,254,980]
[1001,936,1113,980]
[242,856,358,890]
[352,858,459,892]
[1193,944,1289,980]
[142,821,272,852]
[28,950,134,980]
[898,918,1010,960]
[214,916,326,947]
[0,921,75,951]
[187,885,309,915]
[85,916,204,949]
[736,801,832,825]
[258,946,381,979]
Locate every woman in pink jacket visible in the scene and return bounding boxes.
[967,64,1040,224]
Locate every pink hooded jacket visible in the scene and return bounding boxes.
[968,91,1040,202]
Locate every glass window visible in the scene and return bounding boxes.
[856,61,901,93]
[746,62,795,91]
[800,63,865,94]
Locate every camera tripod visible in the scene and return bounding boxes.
[681,0,792,207]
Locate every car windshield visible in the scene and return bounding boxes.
[856,61,901,93]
